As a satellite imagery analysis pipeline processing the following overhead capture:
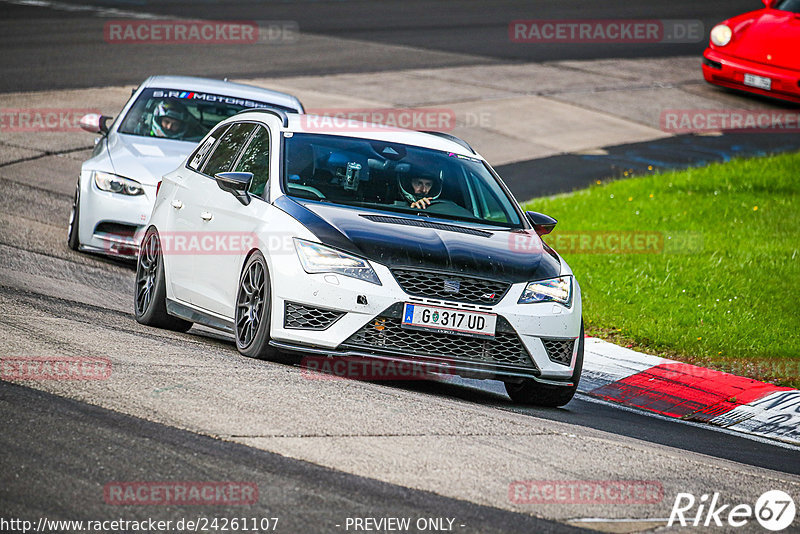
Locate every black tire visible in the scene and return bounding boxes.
[67,183,81,251]
[235,251,279,360]
[134,228,192,332]
[505,319,584,407]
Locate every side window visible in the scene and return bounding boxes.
[187,124,229,171]
[234,126,270,197]
[468,171,510,223]
[201,122,256,177]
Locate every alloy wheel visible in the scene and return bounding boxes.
[135,232,160,316]
[236,259,265,348]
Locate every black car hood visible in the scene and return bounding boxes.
[275,196,560,284]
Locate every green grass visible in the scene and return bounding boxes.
[522,152,800,387]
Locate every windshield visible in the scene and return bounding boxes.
[776,0,800,12]
[283,133,523,228]
[118,88,295,143]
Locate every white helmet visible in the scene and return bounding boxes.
[150,100,190,138]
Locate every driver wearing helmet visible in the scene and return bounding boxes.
[399,171,442,210]
[150,99,190,139]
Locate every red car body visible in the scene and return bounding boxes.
[702,0,800,103]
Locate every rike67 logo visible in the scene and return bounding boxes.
[668,490,796,531]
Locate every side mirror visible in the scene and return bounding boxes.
[79,113,112,135]
[526,211,557,236]
[215,172,253,206]
[762,0,777,7]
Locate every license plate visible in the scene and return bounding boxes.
[744,73,771,91]
[402,303,496,337]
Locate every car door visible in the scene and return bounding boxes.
[171,121,257,308]
[164,125,228,304]
[192,122,275,318]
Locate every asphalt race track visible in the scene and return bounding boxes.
[1,1,799,533]
[0,0,761,92]
[0,382,584,534]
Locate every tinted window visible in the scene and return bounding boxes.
[283,133,522,227]
[234,126,270,197]
[187,124,230,171]
[777,0,800,13]
[202,123,256,177]
[466,169,511,224]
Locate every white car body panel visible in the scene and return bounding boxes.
[146,109,582,386]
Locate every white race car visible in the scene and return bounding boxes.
[69,75,304,258]
[135,109,583,406]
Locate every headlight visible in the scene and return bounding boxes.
[710,24,732,46]
[93,171,144,196]
[294,239,381,285]
[518,276,572,306]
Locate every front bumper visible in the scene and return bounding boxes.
[268,257,582,383]
[703,48,800,104]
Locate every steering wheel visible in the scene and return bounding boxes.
[410,198,469,215]
[409,198,449,208]
[422,199,456,208]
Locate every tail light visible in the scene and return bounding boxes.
[156,180,162,198]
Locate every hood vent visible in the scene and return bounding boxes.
[359,214,493,237]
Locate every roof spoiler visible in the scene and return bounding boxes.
[421,131,476,155]
[234,107,290,127]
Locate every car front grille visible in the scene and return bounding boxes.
[284,302,345,330]
[341,306,535,369]
[542,338,575,365]
[391,269,511,305]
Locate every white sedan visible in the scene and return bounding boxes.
[69,75,304,258]
[135,109,584,406]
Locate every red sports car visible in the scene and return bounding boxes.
[702,0,800,104]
